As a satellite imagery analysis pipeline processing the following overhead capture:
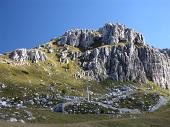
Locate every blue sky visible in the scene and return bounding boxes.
[0,0,170,53]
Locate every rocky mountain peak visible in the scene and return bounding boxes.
[57,23,145,49]
[99,23,145,45]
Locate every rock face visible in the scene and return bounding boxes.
[80,44,170,89]
[57,29,100,49]
[10,49,47,63]
[57,23,170,89]
[98,23,145,45]
[57,23,145,49]
[138,47,170,89]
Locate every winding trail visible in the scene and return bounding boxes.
[149,96,168,112]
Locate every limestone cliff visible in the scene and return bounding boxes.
[56,23,170,89]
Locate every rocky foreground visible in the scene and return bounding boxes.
[0,82,166,123]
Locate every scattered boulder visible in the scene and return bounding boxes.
[48,48,54,53]
[0,83,7,89]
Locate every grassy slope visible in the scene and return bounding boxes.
[0,43,87,96]
[0,54,82,87]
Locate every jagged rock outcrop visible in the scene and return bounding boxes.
[58,44,82,63]
[79,43,170,89]
[57,29,100,49]
[10,49,47,63]
[57,23,145,49]
[98,23,145,45]
[80,44,146,82]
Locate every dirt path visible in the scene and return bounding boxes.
[149,96,168,112]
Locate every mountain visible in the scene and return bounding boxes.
[3,23,170,89]
[0,23,170,125]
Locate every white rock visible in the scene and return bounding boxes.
[9,118,18,122]
[10,49,47,63]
